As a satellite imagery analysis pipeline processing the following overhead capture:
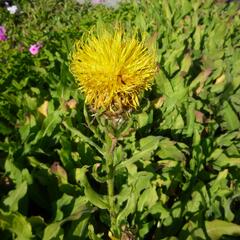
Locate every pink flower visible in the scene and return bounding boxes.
[0,26,7,41]
[29,42,42,55]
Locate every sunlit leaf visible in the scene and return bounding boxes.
[4,181,28,212]
[0,210,32,240]
[206,220,240,240]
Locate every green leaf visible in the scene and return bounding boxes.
[220,101,240,131]
[19,124,30,142]
[63,121,103,156]
[185,102,195,136]
[206,220,240,240]
[23,93,37,110]
[139,221,155,238]
[42,111,62,137]
[157,139,186,162]
[180,0,192,16]
[116,190,137,226]
[214,154,240,168]
[27,156,49,170]
[210,169,229,195]
[75,167,108,209]
[43,204,95,240]
[65,216,90,239]
[88,224,103,240]
[4,157,23,184]
[136,112,149,128]
[189,69,212,93]
[164,47,184,75]
[116,136,160,170]
[0,122,12,135]
[137,187,158,212]
[216,132,238,147]
[4,181,28,212]
[135,13,147,32]
[117,171,154,225]
[0,210,32,240]
[42,222,61,240]
[193,25,204,51]
[155,71,173,96]
[63,205,96,222]
[28,216,45,229]
[139,136,160,152]
[162,0,172,24]
[30,109,62,145]
[148,202,170,218]
[116,185,132,206]
[55,194,73,221]
[181,53,192,74]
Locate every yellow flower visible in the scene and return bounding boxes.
[70,28,157,115]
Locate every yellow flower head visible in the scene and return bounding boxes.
[70,27,157,115]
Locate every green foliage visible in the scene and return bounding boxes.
[1,0,240,239]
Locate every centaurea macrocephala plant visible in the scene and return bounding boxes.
[69,25,157,238]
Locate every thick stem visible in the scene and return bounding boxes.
[106,134,118,234]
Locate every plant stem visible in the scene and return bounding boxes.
[106,134,118,234]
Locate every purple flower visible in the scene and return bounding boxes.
[29,42,42,55]
[0,26,7,41]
